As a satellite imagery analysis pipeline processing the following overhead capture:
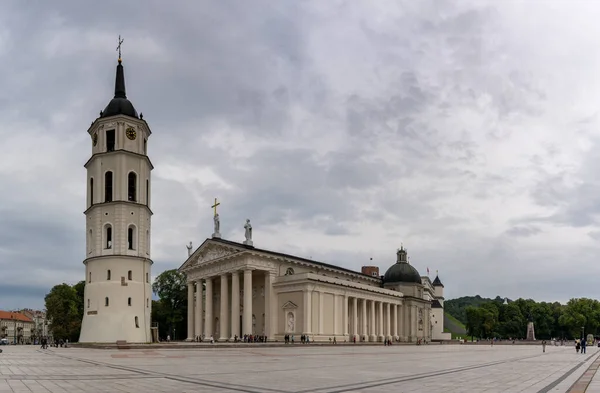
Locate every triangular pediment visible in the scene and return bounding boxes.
[282,301,298,310]
[179,239,245,272]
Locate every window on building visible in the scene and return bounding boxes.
[88,272,91,283]
[104,171,113,202]
[88,229,93,253]
[135,316,139,328]
[128,226,135,250]
[105,225,112,249]
[143,139,147,155]
[90,178,94,206]
[107,270,111,280]
[128,172,137,202]
[146,298,149,308]
[128,270,132,280]
[105,297,109,307]
[146,179,149,205]
[87,299,90,308]
[128,297,132,306]
[106,129,115,151]
[371,271,378,277]
[146,272,149,283]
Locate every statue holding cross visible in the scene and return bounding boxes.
[211,197,221,238]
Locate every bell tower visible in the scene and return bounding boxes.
[79,43,153,343]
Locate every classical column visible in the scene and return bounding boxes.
[343,295,349,336]
[242,269,252,336]
[318,291,324,334]
[205,278,213,338]
[352,297,358,339]
[385,303,391,339]
[378,301,384,340]
[230,271,240,340]
[369,300,376,341]
[393,304,398,338]
[303,289,312,334]
[219,273,229,341]
[194,280,203,339]
[264,272,274,340]
[186,282,194,341]
[361,298,368,341]
[333,294,338,335]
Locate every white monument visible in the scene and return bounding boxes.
[79,40,153,343]
[243,219,253,246]
[211,198,221,238]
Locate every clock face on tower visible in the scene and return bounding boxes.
[126,127,137,140]
[92,133,98,146]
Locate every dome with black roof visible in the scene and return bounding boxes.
[383,246,422,284]
[100,59,138,119]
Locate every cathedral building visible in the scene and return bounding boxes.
[79,51,153,343]
[180,229,450,343]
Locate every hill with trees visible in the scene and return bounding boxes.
[445,296,598,340]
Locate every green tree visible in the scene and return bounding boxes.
[151,269,188,340]
[44,283,83,342]
[465,306,482,340]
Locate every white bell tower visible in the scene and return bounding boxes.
[79,47,153,343]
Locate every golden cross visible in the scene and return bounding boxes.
[211,197,220,216]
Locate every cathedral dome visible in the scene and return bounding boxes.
[100,59,138,119]
[383,247,422,284]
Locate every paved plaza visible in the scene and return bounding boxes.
[0,344,599,392]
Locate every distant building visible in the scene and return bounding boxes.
[0,311,35,344]
[20,309,51,342]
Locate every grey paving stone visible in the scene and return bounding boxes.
[0,344,597,392]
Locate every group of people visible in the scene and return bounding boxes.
[575,338,588,354]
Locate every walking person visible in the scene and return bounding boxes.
[542,340,546,353]
[581,337,587,354]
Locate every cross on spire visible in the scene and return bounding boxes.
[116,35,124,62]
[211,197,220,216]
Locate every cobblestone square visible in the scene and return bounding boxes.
[0,344,598,392]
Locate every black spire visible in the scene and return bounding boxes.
[100,58,138,119]
[114,59,127,99]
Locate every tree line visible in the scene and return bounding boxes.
[447,296,600,340]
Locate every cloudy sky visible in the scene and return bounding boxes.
[1,0,600,310]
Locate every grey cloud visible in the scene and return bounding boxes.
[505,226,542,238]
[3,0,600,310]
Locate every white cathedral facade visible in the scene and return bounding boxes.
[79,55,153,343]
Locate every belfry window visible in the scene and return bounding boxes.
[135,316,139,328]
[104,171,113,202]
[128,226,135,250]
[143,139,147,155]
[88,272,91,283]
[105,297,109,307]
[128,172,137,202]
[107,270,111,280]
[90,178,94,206]
[105,225,112,249]
[106,129,115,152]
[146,180,149,205]
[128,297,132,306]
[128,270,132,280]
